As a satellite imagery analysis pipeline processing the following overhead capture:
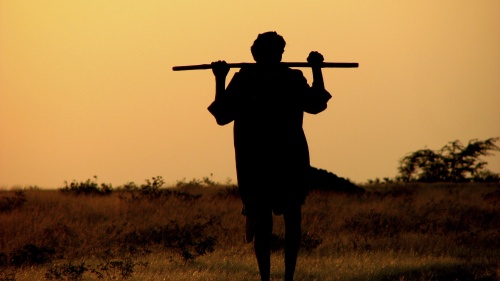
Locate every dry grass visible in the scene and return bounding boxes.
[1,182,499,280]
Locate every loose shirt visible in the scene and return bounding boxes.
[208,65,331,215]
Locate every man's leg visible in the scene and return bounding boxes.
[253,211,273,281]
[283,206,302,281]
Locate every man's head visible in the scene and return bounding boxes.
[251,32,286,64]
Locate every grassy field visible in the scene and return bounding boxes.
[0,181,498,280]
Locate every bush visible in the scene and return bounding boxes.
[118,176,202,202]
[308,167,364,193]
[121,217,218,261]
[3,244,56,267]
[397,137,500,183]
[60,176,113,196]
[0,190,26,213]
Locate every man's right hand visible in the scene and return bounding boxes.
[212,60,229,79]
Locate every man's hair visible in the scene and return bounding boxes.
[251,32,286,63]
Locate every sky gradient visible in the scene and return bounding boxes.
[1,1,499,188]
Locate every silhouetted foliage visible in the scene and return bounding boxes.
[1,183,498,279]
[175,175,219,188]
[118,176,202,202]
[120,181,139,191]
[121,217,218,261]
[0,253,7,268]
[0,190,26,212]
[6,244,55,267]
[60,176,113,196]
[308,167,364,193]
[215,185,240,199]
[139,176,164,199]
[397,137,500,183]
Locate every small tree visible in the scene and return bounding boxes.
[397,137,500,183]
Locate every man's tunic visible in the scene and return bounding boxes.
[208,65,331,215]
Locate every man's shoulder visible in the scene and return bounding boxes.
[238,65,257,74]
[286,67,305,76]
[283,67,307,83]
[234,65,306,82]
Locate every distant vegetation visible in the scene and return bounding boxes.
[396,137,499,183]
[1,138,499,279]
[312,137,499,186]
[46,137,500,195]
[60,176,113,196]
[308,167,364,193]
[367,137,500,185]
[0,179,498,280]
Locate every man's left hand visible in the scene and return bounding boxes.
[307,51,324,67]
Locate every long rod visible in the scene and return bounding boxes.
[172,62,358,71]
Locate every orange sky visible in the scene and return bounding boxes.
[1,1,499,188]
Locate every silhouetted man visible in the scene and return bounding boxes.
[209,31,331,281]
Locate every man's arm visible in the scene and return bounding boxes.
[212,61,230,100]
[308,51,325,90]
[303,52,331,114]
[208,61,234,125]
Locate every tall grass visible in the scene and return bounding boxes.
[0,181,498,280]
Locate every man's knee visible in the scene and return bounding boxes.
[284,206,302,226]
[252,212,273,238]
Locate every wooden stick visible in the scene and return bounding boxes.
[172,62,358,71]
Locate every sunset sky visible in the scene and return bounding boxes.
[1,1,499,188]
